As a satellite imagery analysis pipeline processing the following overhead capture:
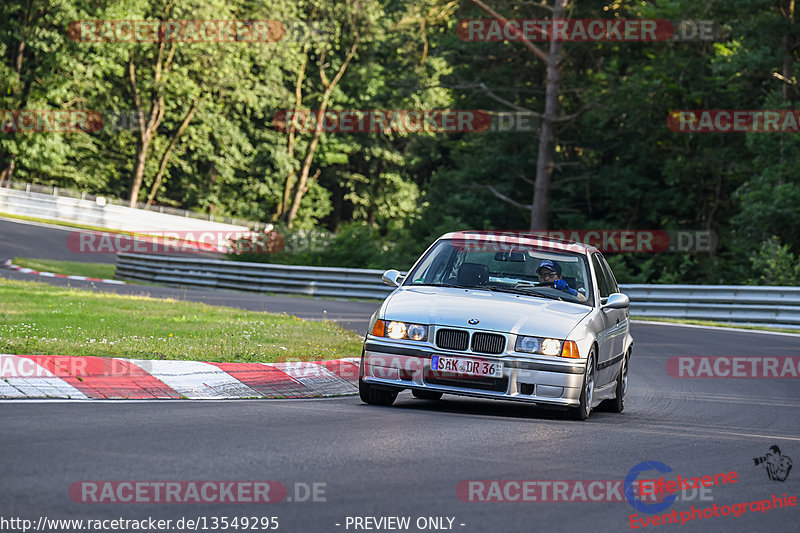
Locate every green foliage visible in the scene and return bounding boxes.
[1,0,798,284]
[749,237,800,286]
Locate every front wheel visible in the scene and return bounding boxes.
[568,350,596,420]
[359,379,398,406]
[358,349,399,406]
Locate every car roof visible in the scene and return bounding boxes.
[439,230,599,255]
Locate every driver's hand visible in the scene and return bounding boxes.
[553,279,578,296]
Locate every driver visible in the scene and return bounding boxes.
[536,260,586,302]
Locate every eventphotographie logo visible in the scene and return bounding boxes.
[754,446,793,482]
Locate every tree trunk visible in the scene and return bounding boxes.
[127,41,171,207]
[0,158,15,187]
[782,1,796,104]
[285,39,359,228]
[331,182,342,231]
[1,3,31,189]
[530,0,567,231]
[144,97,200,208]
[274,54,309,221]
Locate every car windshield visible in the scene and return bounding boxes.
[404,238,593,306]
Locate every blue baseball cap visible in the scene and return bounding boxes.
[536,259,561,274]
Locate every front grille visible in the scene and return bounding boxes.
[426,374,509,392]
[471,332,505,354]
[436,328,469,351]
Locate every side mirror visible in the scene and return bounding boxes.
[382,269,402,287]
[602,292,630,310]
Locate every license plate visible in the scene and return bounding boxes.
[431,355,503,378]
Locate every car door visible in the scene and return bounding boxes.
[591,253,616,385]
[595,253,626,385]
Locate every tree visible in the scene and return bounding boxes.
[470,0,571,230]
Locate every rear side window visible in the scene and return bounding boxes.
[597,253,619,294]
[591,254,614,298]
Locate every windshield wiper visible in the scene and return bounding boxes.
[511,285,567,301]
[473,285,561,300]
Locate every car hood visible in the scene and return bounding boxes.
[382,286,591,339]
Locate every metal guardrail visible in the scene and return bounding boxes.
[116,253,394,300]
[0,180,263,228]
[115,254,800,327]
[0,185,257,233]
[621,285,800,326]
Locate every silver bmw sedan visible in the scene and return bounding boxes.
[359,231,633,420]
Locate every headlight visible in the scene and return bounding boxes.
[515,336,579,358]
[541,338,561,356]
[386,321,406,339]
[371,319,428,341]
[517,336,540,353]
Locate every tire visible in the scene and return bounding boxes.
[358,352,399,406]
[568,349,596,420]
[359,378,398,406]
[412,389,443,401]
[603,351,628,413]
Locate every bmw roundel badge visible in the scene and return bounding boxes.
[468,318,479,325]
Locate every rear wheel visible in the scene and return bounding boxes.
[412,389,443,400]
[568,349,596,420]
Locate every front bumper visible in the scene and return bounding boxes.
[362,340,587,408]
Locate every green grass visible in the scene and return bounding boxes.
[630,316,799,334]
[0,278,364,361]
[13,257,116,280]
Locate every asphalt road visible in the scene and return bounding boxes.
[2,218,799,532]
[0,216,120,263]
[1,323,799,533]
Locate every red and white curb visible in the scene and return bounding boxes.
[0,354,360,399]
[2,259,125,285]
